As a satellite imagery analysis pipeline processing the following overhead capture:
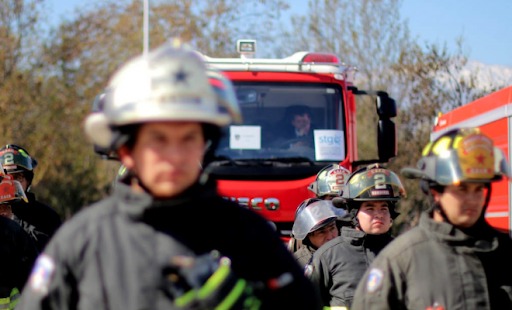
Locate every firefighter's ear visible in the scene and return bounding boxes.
[118,146,131,165]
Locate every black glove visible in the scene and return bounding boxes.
[162,250,261,310]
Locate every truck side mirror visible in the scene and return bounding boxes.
[376,92,397,118]
[377,119,397,161]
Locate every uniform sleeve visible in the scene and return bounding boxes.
[17,232,78,310]
[351,252,404,310]
[231,206,323,310]
[310,253,331,306]
[258,233,323,309]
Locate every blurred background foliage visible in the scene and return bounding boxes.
[1,0,507,232]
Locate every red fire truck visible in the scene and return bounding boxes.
[432,85,512,233]
[199,40,398,240]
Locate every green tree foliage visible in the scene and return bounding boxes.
[0,0,288,219]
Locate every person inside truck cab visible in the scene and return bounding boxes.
[310,164,405,308]
[291,198,345,272]
[278,104,315,148]
[352,127,512,310]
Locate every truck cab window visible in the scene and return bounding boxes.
[216,83,345,162]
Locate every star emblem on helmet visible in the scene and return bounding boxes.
[174,67,188,85]
[476,153,485,164]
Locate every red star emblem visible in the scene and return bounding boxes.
[476,154,485,164]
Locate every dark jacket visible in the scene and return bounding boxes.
[12,192,62,252]
[0,216,39,295]
[18,181,322,310]
[352,212,512,310]
[310,226,393,308]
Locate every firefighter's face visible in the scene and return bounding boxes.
[119,122,205,199]
[433,182,486,228]
[357,201,392,235]
[0,204,13,219]
[10,172,28,192]
[308,220,338,249]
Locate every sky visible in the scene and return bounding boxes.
[46,0,512,68]
[400,0,512,67]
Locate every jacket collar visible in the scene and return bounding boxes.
[341,226,366,245]
[114,180,217,220]
[419,212,499,252]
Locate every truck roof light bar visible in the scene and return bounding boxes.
[201,52,348,75]
[301,53,340,64]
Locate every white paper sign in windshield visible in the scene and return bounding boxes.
[230,126,261,150]
[314,130,345,161]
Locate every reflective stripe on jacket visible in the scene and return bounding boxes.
[0,288,20,310]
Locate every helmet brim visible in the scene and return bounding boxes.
[400,167,426,180]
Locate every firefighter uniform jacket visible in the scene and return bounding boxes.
[18,181,322,310]
[12,192,62,252]
[310,226,393,308]
[0,216,38,293]
[352,212,512,310]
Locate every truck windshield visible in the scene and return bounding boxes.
[216,82,345,162]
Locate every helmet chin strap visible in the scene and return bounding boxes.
[348,207,361,229]
[199,139,214,185]
[199,140,212,170]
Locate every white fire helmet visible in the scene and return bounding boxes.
[308,164,351,198]
[84,38,241,149]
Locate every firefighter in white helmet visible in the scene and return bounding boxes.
[288,164,350,256]
[288,164,349,249]
[291,198,345,273]
[18,39,322,310]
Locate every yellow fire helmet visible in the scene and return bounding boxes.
[401,127,511,185]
